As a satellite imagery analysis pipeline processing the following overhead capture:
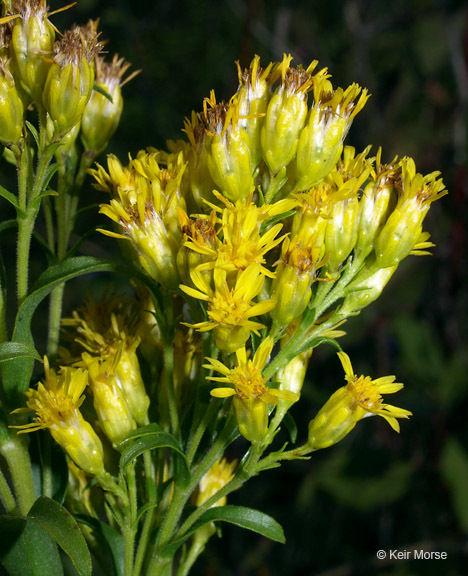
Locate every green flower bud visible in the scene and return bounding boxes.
[0,59,24,144]
[375,158,446,268]
[261,74,309,175]
[81,54,136,154]
[324,195,360,271]
[340,263,397,316]
[236,55,272,169]
[294,80,369,191]
[43,21,102,139]
[9,0,55,104]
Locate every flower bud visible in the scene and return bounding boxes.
[375,158,446,268]
[86,356,136,447]
[9,0,55,104]
[324,195,360,271]
[199,92,254,203]
[340,263,397,316]
[261,56,312,175]
[0,58,24,144]
[270,235,325,330]
[355,157,397,260]
[236,55,272,169]
[43,21,102,138]
[81,54,136,154]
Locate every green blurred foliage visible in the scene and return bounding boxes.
[3,0,468,574]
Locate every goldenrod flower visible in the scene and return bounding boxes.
[62,290,150,426]
[11,358,105,476]
[188,191,291,278]
[375,157,446,268]
[204,338,298,442]
[180,264,275,353]
[308,351,412,450]
[95,151,186,289]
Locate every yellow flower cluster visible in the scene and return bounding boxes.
[16,53,445,462]
[89,54,445,445]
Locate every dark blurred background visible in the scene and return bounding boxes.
[9,0,468,574]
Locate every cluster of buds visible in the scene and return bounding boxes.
[0,0,135,149]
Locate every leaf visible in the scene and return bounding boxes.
[440,438,468,532]
[0,219,16,234]
[93,83,114,103]
[0,516,63,576]
[76,516,124,576]
[0,184,21,213]
[25,121,40,149]
[0,341,41,363]
[161,505,285,557]
[119,428,190,487]
[283,412,297,444]
[27,496,92,576]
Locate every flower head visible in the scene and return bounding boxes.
[180,264,275,352]
[11,358,105,475]
[308,351,412,450]
[204,338,298,441]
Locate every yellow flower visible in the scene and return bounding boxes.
[94,151,186,288]
[62,290,149,426]
[204,338,298,441]
[11,358,105,476]
[189,191,292,278]
[308,351,412,450]
[180,264,275,353]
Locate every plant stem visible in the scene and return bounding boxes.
[0,467,16,513]
[133,451,157,576]
[147,414,237,575]
[0,433,36,515]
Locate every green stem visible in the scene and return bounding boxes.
[162,294,180,439]
[133,451,157,576]
[0,466,16,513]
[0,433,36,515]
[123,466,137,576]
[147,413,237,575]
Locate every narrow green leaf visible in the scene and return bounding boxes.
[25,120,40,148]
[118,423,164,447]
[0,341,41,363]
[0,219,17,234]
[119,430,190,486]
[283,412,298,444]
[93,83,114,103]
[27,496,92,576]
[161,505,285,557]
[0,184,20,211]
[0,516,63,576]
[76,515,124,576]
